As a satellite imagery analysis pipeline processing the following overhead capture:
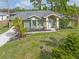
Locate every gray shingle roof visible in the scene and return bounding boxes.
[0,12,8,16]
[10,11,64,20]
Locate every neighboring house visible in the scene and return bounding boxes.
[10,11,64,31]
[0,12,8,21]
[0,12,9,26]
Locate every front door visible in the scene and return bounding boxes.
[24,20,31,30]
[31,20,36,30]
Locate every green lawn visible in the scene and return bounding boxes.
[0,26,9,34]
[0,29,78,59]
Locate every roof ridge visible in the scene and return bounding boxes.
[15,10,53,13]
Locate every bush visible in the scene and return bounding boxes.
[60,33,79,58]
[52,32,79,59]
[60,19,71,29]
[52,48,76,59]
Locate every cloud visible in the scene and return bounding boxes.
[69,0,79,2]
[68,0,79,6]
[15,1,33,9]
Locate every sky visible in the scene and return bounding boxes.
[0,0,79,9]
[68,0,79,6]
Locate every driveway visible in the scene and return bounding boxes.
[0,26,16,47]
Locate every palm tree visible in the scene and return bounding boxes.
[13,17,27,38]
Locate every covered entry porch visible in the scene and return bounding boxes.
[24,15,60,32]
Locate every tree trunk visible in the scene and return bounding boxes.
[50,2,53,10]
[38,0,41,10]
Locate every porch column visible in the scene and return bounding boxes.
[36,20,38,29]
[78,17,79,22]
[56,17,59,29]
[30,20,33,29]
[46,17,49,29]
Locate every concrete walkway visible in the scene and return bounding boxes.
[27,28,56,34]
[0,26,16,47]
[0,27,56,47]
[27,30,56,34]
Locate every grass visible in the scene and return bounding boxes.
[0,28,78,59]
[0,24,79,59]
[0,26,9,34]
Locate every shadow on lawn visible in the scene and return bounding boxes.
[39,50,52,59]
[2,25,8,28]
[40,37,62,47]
[38,37,62,59]
[38,46,52,59]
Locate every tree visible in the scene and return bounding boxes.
[51,32,79,59]
[46,0,55,10]
[42,4,47,10]
[56,0,69,14]
[30,0,42,10]
[13,17,27,38]
[0,0,10,14]
[66,3,79,28]
[14,7,27,12]
[47,0,69,14]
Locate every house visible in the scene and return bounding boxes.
[0,12,8,21]
[0,12,9,26]
[10,11,64,31]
